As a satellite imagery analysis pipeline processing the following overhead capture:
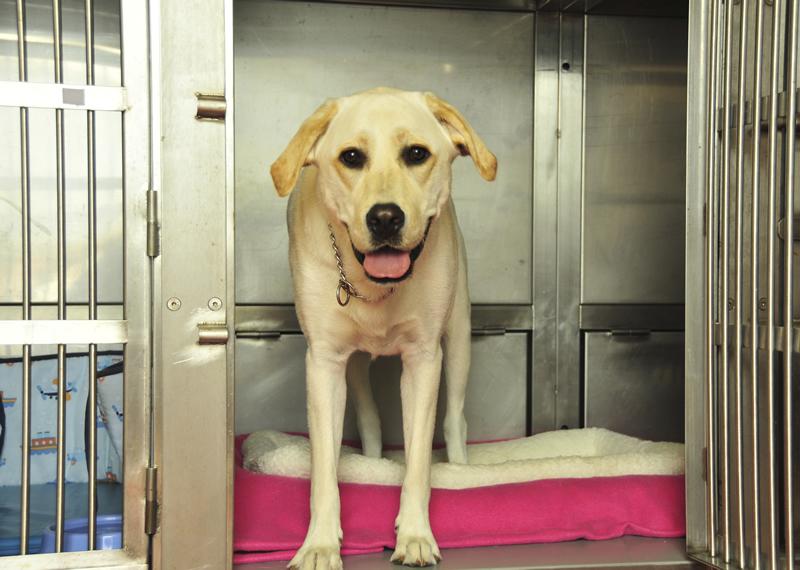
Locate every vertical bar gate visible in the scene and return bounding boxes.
[0,0,150,568]
[690,0,799,568]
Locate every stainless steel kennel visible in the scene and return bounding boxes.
[0,0,796,568]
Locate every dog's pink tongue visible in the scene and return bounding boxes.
[363,250,411,279]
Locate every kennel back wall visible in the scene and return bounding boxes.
[0,0,150,568]
[233,0,689,448]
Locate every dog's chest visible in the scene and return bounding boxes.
[348,310,424,357]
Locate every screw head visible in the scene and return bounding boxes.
[167,297,181,311]
[208,297,223,311]
[759,298,767,311]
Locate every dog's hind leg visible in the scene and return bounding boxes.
[443,269,470,465]
[346,351,383,458]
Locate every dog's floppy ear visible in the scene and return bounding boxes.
[424,92,497,181]
[270,99,339,197]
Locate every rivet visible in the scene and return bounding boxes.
[208,297,223,311]
[759,298,767,311]
[167,297,181,311]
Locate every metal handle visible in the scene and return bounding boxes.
[195,93,226,121]
[197,322,229,345]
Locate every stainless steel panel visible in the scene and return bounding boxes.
[155,0,231,567]
[584,331,684,443]
[579,304,685,331]
[531,12,584,434]
[235,333,528,445]
[531,11,559,434]
[555,13,583,431]
[234,0,533,304]
[582,16,688,304]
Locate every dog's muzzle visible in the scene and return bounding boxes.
[352,220,432,284]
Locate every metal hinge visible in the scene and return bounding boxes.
[147,190,160,258]
[145,466,159,535]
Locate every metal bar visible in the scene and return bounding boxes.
[765,0,782,567]
[120,0,153,559]
[721,0,735,560]
[706,0,721,558]
[0,548,148,569]
[0,81,128,111]
[85,0,97,551]
[235,304,536,335]
[749,0,766,567]
[783,0,798,566]
[15,0,31,554]
[0,320,128,345]
[733,0,748,565]
[52,0,66,552]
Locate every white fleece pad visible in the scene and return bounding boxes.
[242,429,684,490]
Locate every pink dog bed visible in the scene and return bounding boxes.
[233,430,685,564]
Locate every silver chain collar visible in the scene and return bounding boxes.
[328,224,395,306]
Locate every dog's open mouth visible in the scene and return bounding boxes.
[351,222,431,283]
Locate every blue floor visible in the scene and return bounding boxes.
[0,482,123,556]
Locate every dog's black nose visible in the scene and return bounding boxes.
[366,203,405,241]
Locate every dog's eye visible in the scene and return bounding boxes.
[339,148,366,169]
[403,145,431,166]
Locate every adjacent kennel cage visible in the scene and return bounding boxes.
[0,0,796,569]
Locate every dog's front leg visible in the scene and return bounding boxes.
[289,347,348,570]
[391,347,443,567]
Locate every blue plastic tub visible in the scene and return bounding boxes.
[39,514,122,553]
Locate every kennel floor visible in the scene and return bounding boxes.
[234,536,697,569]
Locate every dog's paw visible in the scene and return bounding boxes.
[390,533,441,567]
[287,545,343,570]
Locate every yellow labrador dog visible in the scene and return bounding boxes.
[271,88,496,569]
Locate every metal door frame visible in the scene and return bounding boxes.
[151,0,234,567]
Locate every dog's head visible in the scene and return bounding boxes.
[270,88,497,283]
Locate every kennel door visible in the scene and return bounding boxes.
[686,0,800,567]
[0,0,150,568]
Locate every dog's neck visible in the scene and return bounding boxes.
[326,219,396,306]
